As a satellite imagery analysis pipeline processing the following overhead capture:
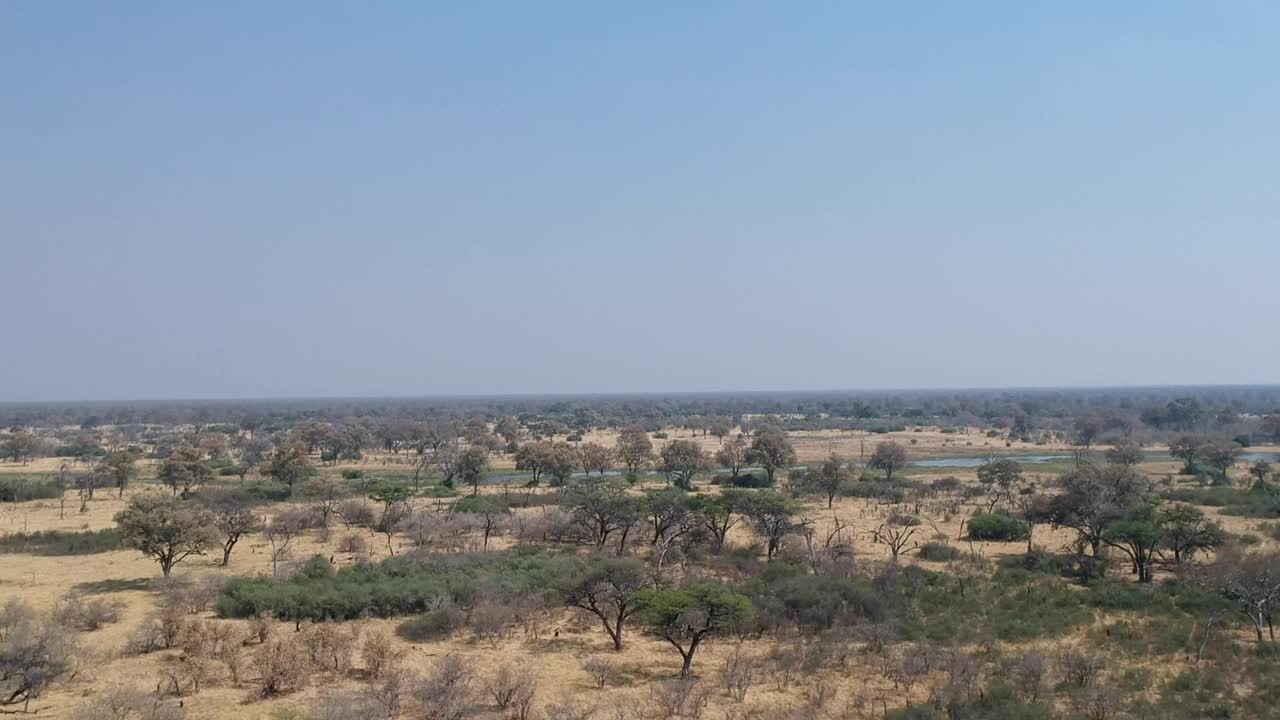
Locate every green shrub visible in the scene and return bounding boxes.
[0,528,122,555]
[844,481,905,503]
[748,562,884,631]
[967,513,1028,541]
[244,481,292,502]
[396,608,457,641]
[728,472,772,489]
[0,477,63,502]
[218,547,575,622]
[916,542,961,561]
[341,469,364,480]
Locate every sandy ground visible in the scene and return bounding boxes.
[1,439,1275,719]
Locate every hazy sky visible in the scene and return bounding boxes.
[2,3,1278,402]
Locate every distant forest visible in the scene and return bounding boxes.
[4,386,1280,444]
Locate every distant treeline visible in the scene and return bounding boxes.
[4,386,1280,435]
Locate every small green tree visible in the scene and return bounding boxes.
[715,435,749,480]
[740,491,806,561]
[636,583,753,678]
[643,489,693,544]
[689,490,745,553]
[115,494,218,576]
[869,442,908,481]
[802,454,851,509]
[1157,502,1225,565]
[1103,518,1161,583]
[616,426,655,475]
[659,440,711,491]
[976,459,1024,512]
[96,450,137,498]
[157,446,213,497]
[262,443,316,497]
[746,431,796,486]
[456,447,490,495]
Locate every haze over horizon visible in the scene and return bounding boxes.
[3,3,1278,402]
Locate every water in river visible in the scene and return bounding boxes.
[911,455,1067,469]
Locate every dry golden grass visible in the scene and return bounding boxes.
[0,439,1276,718]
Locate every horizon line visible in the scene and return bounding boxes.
[3,382,1279,407]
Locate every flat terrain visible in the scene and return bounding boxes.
[0,433,1276,719]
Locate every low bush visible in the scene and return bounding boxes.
[844,481,906,503]
[916,542,962,561]
[245,481,293,503]
[0,477,63,502]
[218,547,575,622]
[0,528,122,555]
[967,513,1028,542]
[397,608,459,641]
[728,472,772,489]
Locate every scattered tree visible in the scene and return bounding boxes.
[636,583,753,678]
[115,494,219,577]
[869,442,909,482]
[562,556,648,651]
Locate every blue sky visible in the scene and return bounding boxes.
[2,3,1277,401]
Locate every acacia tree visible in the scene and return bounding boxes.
[740,491,808,561]
[1201,439,1240,486]
[1104,443,1144,467]
[157,446,213,497]
[95,450,137,498]
[1201,549,1280,643]
[262,443,316,497]
[642,489,693,545]
[1157,503,1224,566]
[1102,517,1161,583]
[802,454,851,509]
[454,496,509,550]
[1249,461,1273,491]
[0,603,77,713]
[616,426,655,475]
[562,556,648,651]
[1046,464,1152,558]
[494,416,522,452]
[514,441,552,486]
[566,481,639,551]
[976,459,1024,512]
[578,442,615,476]
[869,442,909,482]
[235,436,272,484]
[689,490,745,554]
[1169,435,1207,475]
[114,494,219,577]
[715,435,749,481]
[2,431,40,465]
[456,447,490,495]
[636,583,753,678]
[708,417,734,444]
[542,443,577,487]
[747,431,796,487]
[202,489,261,566]
[659,440,710,491]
